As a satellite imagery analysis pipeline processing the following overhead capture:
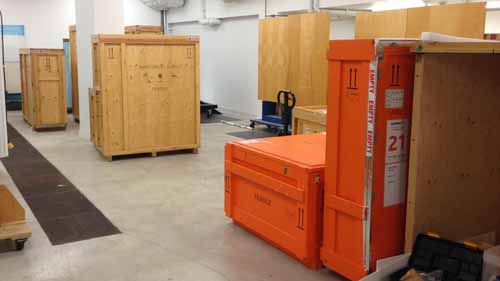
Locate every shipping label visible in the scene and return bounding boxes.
[384,119,410,207]
[385,89,405,109]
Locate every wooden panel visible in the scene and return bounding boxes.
[91,35,200,159]
[124,45,156,150]
[355,9,407,39]
[36,54,66,125]
[258,17,289,102]
[125,25,164,35]
[0,185,31,241]
[356,2,486,39]
[292,105,327,135]
[288,13,330,106]
[405,7,430,38]
[151,45,197,147]
[69,26,79,120]
[102,44,125,153]
[258,13,330,106]
[0,186,25,225]
[405,53,500,251]
[424,2,485,39]
[19,49,67,129]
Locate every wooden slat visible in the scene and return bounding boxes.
[413,42,500,54]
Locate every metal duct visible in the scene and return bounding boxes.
[139,0,185,11]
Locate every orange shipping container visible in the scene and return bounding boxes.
[321,40,415,280]
[225,134,326,269]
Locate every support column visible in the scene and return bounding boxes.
[75,0,124,139]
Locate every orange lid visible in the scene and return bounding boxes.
[234,133,326,168]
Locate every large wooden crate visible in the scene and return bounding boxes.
[19,48,67,130]
[69,25,79,121]
[356,2,486,39]
[405,42,500,251]
[90,35,200,160]
[258,13,330,106]
[125,25,164,35]
[292,105,326,135]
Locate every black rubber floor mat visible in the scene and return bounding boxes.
[1,124,120,245]
[227,129,278,140]
[201,114,240,124]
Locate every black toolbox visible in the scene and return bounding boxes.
[391,234,484,281]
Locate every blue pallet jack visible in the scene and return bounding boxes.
[250,90,296,136]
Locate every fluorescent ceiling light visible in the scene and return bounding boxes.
[487,1,500,9]
[370,0,426,11]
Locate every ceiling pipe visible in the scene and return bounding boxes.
[198,0,221,26]
[320,7,372,12]
[310,0,321,12]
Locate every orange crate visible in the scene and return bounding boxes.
[321,39,415,280]
[224,134,326,269]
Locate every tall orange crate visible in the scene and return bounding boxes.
[225,134,326,269]
[321,40,415,280]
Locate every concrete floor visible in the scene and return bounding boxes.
[0,111,344,281]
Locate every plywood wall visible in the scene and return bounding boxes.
[405,53,500,250]
[258,13,330,106]
[356,2,486,39]
[355,9,408,39]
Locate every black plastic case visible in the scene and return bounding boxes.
[391,234,484,281]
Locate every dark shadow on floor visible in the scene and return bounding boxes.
[1,124,120,246]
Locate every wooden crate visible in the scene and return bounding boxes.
[19,48,67,130]
[0,185,31,250]
[405,42,500,251]
[356,2,486,39]
[90,35,200,160]
[69,25,79,121]
[292,105,326,135]
[125,25,164,35]
[258,13,330,106]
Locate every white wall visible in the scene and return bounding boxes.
[124,0,162,26]
[0,0,160,49]
[170,16,261,117]
[167,1,357,117]
[330,18,356,39]
[486,10,500,33]
[0,0,75,48]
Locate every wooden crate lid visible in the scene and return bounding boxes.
[92,34,199,44]
[125,25,163,31]
[413,42,500,54]
[21,48,64,55]
[232,134,326,169]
